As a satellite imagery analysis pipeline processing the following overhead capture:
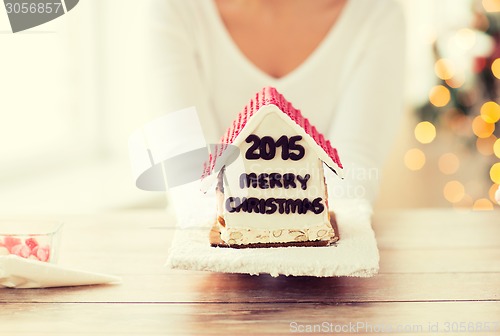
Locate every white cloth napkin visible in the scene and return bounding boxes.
[0,255,121,288]
[166,195,379,277]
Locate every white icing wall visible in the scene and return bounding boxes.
[222,111,329,230]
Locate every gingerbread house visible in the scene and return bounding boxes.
[202,87,343,248]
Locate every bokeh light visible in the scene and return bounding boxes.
[489,184,499,203]
[472,116,495,138]
[482,0,500,12]
[476,135,497,156]
[492,58,500,79]
[443,180,465,203]
[429,85,451,107]
[438,153,460,175]
[494,139,500,158]
[480,101,500,123]
[434,58,455,80]
[404,148,426,171]
[472,198,494,211]
[414,121,437,144]
[454,28,476,50]
[445,73,465,88]
[490,163,500,184]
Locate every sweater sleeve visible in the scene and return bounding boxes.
[327,2,406,204]
[148,0,220,142]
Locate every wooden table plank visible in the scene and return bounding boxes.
[373,209,500,249]
[53,246,500,276]
[2,272,499,304]
[379,248,500,273]
[1,209,499,335]
[0,302,499,335]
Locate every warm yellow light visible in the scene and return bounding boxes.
[476,135,497,156]
[490,163,500,184]
[480,101,500,123]
[473,198,494,211]
[445,75,465,89]
[489,184,499,203]
[455,28,476,50]
[404,148,426,171]
[494,139,500,158]
[438,153,460,175]
[429,85,450,107]
[482,0,500,12]
[472,116,495,138]
[492,58,500,79]
[434,58,455,80]
[414,121,436,144]
[443,180,465,203]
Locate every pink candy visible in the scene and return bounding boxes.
[32,246,50,262]
[3,236,21,251]
[0,236,51,262]
[11,244,31,258]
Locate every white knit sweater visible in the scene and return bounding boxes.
[149,0,406,203]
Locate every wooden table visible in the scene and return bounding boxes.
[1,209,499,335]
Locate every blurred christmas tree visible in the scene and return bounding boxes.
[415,0,500,209]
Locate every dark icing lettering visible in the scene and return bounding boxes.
[225,197,325,215]
[258,173,269,189]
[282,173,296,189]
[265,198,277,214]
[244,134,305,161]
[275,135,290,160]
[302,198,314,213]
[312,197,325,214]
[260,136,276,160]
[240,172,311,190]
[226,197,244,213]
[240,173,257,188]
[288,135,305,160]
[239,197,248,212]
[285,199,304,214]
[259,198,267,213]
[269,173,282,188]
[296,174,310,190]
[246,197,260,213]
[275,198,286,214]
[245,134,260,160]
[225,197,236,213]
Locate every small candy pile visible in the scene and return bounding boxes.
[0,236,51,262]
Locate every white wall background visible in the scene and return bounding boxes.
[0,1,164,214]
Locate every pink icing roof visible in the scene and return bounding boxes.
[202,87,343,178]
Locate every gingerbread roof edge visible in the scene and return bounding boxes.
[201,87,343,184]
